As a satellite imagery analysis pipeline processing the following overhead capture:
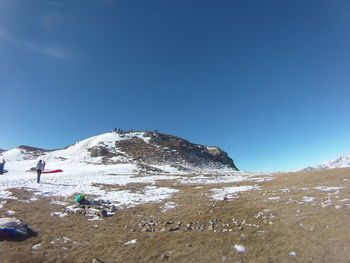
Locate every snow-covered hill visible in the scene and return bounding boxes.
[0,131,238,175]
[301,153,350,171]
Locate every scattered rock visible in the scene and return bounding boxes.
[289,251,297,257]
[168,226,180,232]
[99,209,108,217]
[160,254,169,260]
[0,217,31,240]
[31,243,41,250]
[233,244,246,253]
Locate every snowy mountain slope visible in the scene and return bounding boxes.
[1,146,50,161]
[0,131,238,175]
[301,153,350,171]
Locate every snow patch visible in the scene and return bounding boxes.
[289,251,297,256]
[50,200,69,206]
[124,239,137,246]
[161,202,176,212]
[6,210,15,216]
[302,196,316,203]
[179,172,272,185]
[233,244,246,253]
[314,186,344,192]
[50,212,67,218]
[31,244,41,250]
[211,185,259,200]
[0,200,7,208]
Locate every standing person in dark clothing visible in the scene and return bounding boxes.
[36,160,45,183]
[0,159,5,175]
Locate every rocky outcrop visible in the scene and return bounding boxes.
[111,131,238,171]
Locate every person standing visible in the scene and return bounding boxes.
[0,159,5,175]
[36,160,45,183]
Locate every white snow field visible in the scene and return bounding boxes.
[0,165,267,207]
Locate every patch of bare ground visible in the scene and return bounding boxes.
[1,168,350,262]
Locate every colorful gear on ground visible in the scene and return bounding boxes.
[75,194,85,203]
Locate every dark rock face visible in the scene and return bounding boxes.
[114,132,238,171]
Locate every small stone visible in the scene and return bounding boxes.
[233,244,246,253]
[197,225,205,232]
[99,209,108,217]
[168,226,180,232]
[289,251,297,257]
[109,205,117,212]
[160,254,169,260]
[160,228,167,232]
[92,258,104,263]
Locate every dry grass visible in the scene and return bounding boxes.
[1,168,350,262]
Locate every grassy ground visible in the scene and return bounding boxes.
[1,168,350,263]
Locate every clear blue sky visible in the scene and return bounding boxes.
[1,0,350,172]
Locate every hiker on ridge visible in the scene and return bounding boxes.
[0,159,5,175]
[36,160,45,183]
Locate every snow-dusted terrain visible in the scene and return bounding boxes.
[0,131,236,174]
[301,153,350,171]
[0,160,266,208]
[0,131,266,207]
